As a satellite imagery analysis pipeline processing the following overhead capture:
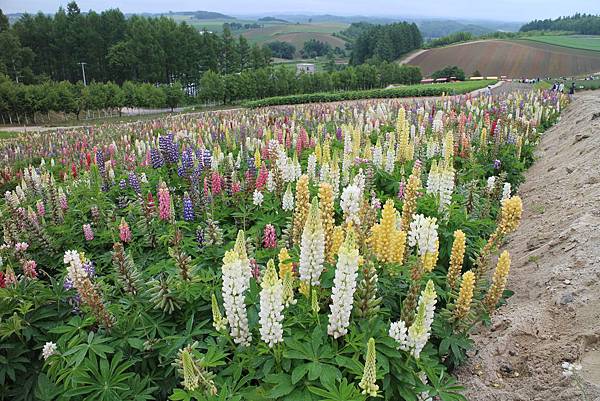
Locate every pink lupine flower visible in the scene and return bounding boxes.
[15,242,29,252]
[397,179,406,199]
[232,182,241,194]
[4,267,16,286]
[211,171,222,195]
[250,259,261,280]
[256,164,268,190]
[119,218,131,243]
[23,260,37,279]
[83,224,94,241]
[158,182,171,221]
[203,177,210,198]
[0,272,5,288]
[262,224,277,249]
[36,200,45,217]
[58,188,68,211]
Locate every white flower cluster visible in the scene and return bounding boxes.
[282,185,294,211]
[327,236,359,338]
[408,214,439,256]
[406,281,437,358]
[426,162,455,211]
[486,176,496,193]
[266,171,275,192]
[372,144,383,168]
[259,265,284,348]
[42,341,58,360]
[388,321,408,351]
[384,146,396,173]
[64,250,86,287]
[416,372,433,401]
[340,184,361,226]
[502,182,512,200]
[252,189,264,206]
[299,201,325,286]
[221,247,252,346]
[307,153,317,181]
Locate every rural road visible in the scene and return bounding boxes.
[458,90,600,400]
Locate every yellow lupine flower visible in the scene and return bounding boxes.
[329,225,345,263]
[318,182,335,258]
[447,230,466,289]
[292,175,310,245]
[484,251,511,311]
[454,271,475,319]
[278,247,293,280]
[400,164,422,234]
[359,338,379,397]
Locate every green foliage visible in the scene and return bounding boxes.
[431,66,466,81]
[425,32,474,48]
[350,22,422,64]
[243,80,496,107]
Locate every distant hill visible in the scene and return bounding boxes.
[258,17,289,23]
[416,20,493,39]
[193,11,235,20]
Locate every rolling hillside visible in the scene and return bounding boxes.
[241,22,349,49]
[407,39,600,78]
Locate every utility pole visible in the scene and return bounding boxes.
[78,62,87,86]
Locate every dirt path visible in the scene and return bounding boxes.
[458,90,600,400]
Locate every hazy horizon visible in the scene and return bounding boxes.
[3,0,600,22]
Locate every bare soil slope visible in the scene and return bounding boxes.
[409,40,600,78]
[458,90,600,400]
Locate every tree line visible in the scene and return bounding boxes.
[350,22,423,65]
[0,3,271,85]
[425,32,474,48]
[0,62,422,123]
[520,13,600,35]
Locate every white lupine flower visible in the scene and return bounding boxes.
[42,342,57,360]
[221,232,252,346]
[486,176,496,192]
[299,199,325,286]
[282,185,294,211]
[340,184,361,226]
[140,173,148,184]
[64,250,87,288]
[417,372,433,401]
[352,169,366,199]
[266,171,275,192]
[259,262,284,347]
[385,146,395,173]
[373,144,383,167]
[438,166,455,210]
[327,234,359,338]
[407,280,437,359]
[501,182,511,200]
[389,320,409,350]
[307,153,317,181]
[319,163,330,184]
[408,215,439,256]
[330,164,341,200]
[252,190,264,206]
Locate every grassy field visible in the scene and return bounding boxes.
[522,35,600,52]
[241,22,348,49]
[408,39,600,78]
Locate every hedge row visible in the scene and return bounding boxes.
[243,80,497,108]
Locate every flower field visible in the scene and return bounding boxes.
[0,91,567,401]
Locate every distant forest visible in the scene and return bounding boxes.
[521,13,600,35]
[348,22,422,65]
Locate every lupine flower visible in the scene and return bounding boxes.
[158,182,171,221]
[196,226,204,249]
[282,184,294,211]
[484,251,511,311]
[262,224,277,249]
[389,320,409,350]
[211,293,227,332]
[128,172,141,194]
[340,184,361,225]
[494,159,501,169]
[454,271,475,319]
[23,260,37,279]
[83,224,94,241]
[182,192,194,222]
[292,175,310,245]
[299,198,325,287]
[250,259,261,280]
[252,189,263,206]
[327,231,359,338]
[119,218,131,243]
[36,200,45,217]
[0,272,5,288]
[447,230,466,289]
[318,182,335,261]
[400,164,422,233]
[15,242,29,252]
[221,231,252,346]
[501,182,511,200]
[407,280,437,358]
[256,164,268,190]
[359,338,379,397]
[259,260,284,347]
[4,267,16,286]
[42,342,58,360]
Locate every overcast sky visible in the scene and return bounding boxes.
[3,0,600,22]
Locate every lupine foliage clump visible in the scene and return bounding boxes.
[0,91,567,401]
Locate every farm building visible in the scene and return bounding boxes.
[296,63,316,74]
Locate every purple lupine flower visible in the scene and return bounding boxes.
[202,149,212,167]
[119,179,127,190]
[182,192,194,222]
[247,156,256,177]
[196,226,204,249]
[96,150,105,174]
[83,260,95,278]
[336,127,343,141]
[128,172,141,194]
[494,159,501,170]
[64,277,74,290]
[182,149,194,171]
[150,148,164,169]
